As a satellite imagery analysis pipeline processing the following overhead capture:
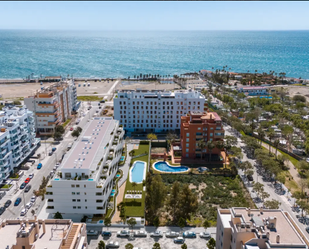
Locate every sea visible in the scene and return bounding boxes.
[0,30,308,80]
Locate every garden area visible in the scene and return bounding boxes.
[77,96,103,101]
[121,141,150,218]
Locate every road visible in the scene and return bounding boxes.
[0,100,105,220]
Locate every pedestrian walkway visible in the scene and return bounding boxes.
[112,181,126,223]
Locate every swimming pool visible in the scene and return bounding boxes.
[153,161,189,173]
[110,193,115,197]
[130,161,146,184]
[120,156,125,162]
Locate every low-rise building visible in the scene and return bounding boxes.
[216,207,308,249]
[114,89,206,133]
[46,117,124,215]
[237,86,269,96]
[0,218,87,249]
[0,106,40,184]
[24,81,77,136]
[180,111,224,159]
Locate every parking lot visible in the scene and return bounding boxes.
[86,228,213,249]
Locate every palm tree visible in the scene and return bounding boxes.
[198,140,207,160]
[274,139,280,159]
[207,141,215,162]
[267,129,275,155]
[257,127,265,145]
[215,141,224,166]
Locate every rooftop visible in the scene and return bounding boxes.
[61,117,115,170]
[239,86,267,90]
[226,208,306,246]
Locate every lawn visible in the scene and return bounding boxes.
[77,96,103,102]
[1,184,12,189]
[62,118,72,128]
[123,143,150,217]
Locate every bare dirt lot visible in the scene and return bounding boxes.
[116,81,181,91]
[286,86,309,101]
[75,80,116,96]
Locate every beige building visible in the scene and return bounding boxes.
[24,81,77,136]
[0,218,87,249]
[216,207,309,249]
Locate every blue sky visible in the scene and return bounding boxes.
[0,1,308,30]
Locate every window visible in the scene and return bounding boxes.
[84,185,86,188]
[84,192,87,195]
[77,199,81,202]
[186,143,189,148]
[78,206,81,209]
[210,133,213,137]
[76,185,80,188]
[73,206,76,209]
[186,154,189,158]
[77,192,80,195]
[186,138,189,142]
[186,148,189,152]
[198,127,201,130]
[72,192,75,195]
[72,199,76,202]
[71,184,75,188]
[186,133,190,137]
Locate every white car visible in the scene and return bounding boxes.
[20,209,27,216]
[87,230,98,236]
[134,230,147,237]
[29,173,34,179]
[26,202,32,209]
[106,241,120,248]
[150,231,163,237]
[117,230,130,237]
[200,231,211,239]
[166,231,180,238]
[30,196,36,203]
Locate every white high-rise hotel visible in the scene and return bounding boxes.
[0,106,40,184]
[114,89,206,132]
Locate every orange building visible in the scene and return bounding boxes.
[180,111,225,159]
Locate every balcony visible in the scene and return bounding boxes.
[214,133,224,138]
[0,139,9,148]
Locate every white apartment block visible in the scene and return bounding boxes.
[114,89,206,132]
[24,81,77,136]
[0,106,40,184]
[216,207,308,249]
[46,117,125,215]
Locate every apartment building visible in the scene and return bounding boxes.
[216,207,308,249]
[0,106,40,184]
[46,117,124,215]
[0,218,87,249]
[180,111,224,159]
[24,81,77,136]
[114,89,206,133]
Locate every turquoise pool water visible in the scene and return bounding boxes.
[120,156,125,162]
[112,189,116,193]
[130,161,146,183]
[110,193,115,196]
[154,161,189,173]
[116,174,121,177]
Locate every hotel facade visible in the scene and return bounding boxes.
[45,117,124,215]
[0,106,40,184]
[216,207,308,249]
[180,111,224,159]
[24,81,78,136]
[114,89,206,133]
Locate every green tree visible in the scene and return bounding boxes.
[267,129,275,154]
[297,160,309,173]
[98,240,105,249]
[54,211,63,219]
[181,244,188,249]
[71,130,80,137]
[207,238,216,249]
[207,141,215,162]
[127,218,136,232]
[152,243,161,249]
[166,131,178,151]
[76,126,82,133]
[55,125,65,134]
[253,182,264,199]
[264,199,281,209]
[198,139,207,160]
[178,217,186,231]
[104,217,111,231]
[153,216,160,230]
[53,131,62,140]
[168,181,181,222]
[147,133,157,142]
[125,243,134,249]
[203,220,211,231]
[178,184,198,221]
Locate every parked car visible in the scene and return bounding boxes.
[117,230,130,237]
[52,147,57,152]
[247,174,253,181]
[174,237,185,244]
[0,207,5,215]
[102,231,112,237]
[48,151,53,156]
[14,197,22,206]
[200,232,211,239]
[25,184,32,192]
[166,231,180,238]
[134,230,147,237]
[20,209,27,216]
[87,230,99,236]
[29,173,34,179]
[150,231,163,237]
[70,127,74,131]
[26,202,32,209]
[31,196,36,203]
[306,226,309,233]
[183,231,196,238]
[106,241,119,248]
[25,177,31,184]
[20,182,26,189]
[4,200,12,208]
[198,167,209,173]
[37,163,43,169]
